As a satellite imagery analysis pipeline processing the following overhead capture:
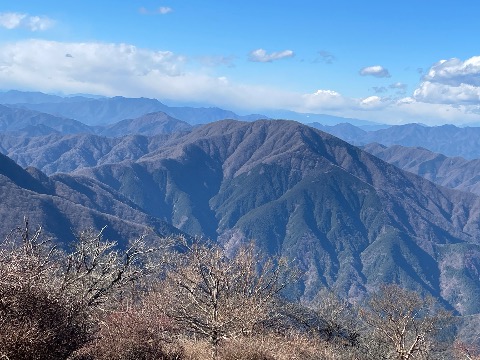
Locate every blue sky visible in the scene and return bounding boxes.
[1,1,480,125]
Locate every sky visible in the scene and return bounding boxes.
[1,0,480,125]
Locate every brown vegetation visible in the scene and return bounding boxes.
[0,219,471,359]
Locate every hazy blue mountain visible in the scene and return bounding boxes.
[265,110,388,129]
[0,104,92,135]
[62,119,480,315]
[308,122,369,139]
[12,96,170,125]
[3,91,268,126]
[363,143,480,195]
[314,122,480,159]
[0,90,67,104]
[100,111,192,137]
[0,151,181,246]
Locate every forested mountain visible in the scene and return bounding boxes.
[3,118,479,316]
[0,151,181,245]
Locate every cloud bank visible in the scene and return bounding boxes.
[1,39,480,125]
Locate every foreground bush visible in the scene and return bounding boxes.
[0,219,468,360]
[0,279,90,360]
[72,305,183,360]
[0,219,163,360]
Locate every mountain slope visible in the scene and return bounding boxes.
[100,111,192,137]
[0,152,180,246]
[67,120,480,315]
[363,143,480,195]
[0,104,92,134]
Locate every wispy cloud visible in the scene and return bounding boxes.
[248,48,295,63]
[0,12,54,31]
[359,65,391,78]
[315,50,336,64]
[197,55,235,67]
[372,86,387,93]
[139,6,173,15]
[389,82,407,90]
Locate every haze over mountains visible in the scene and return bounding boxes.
[310,122,480,159]
[0,90,268,126]
[1,90,480,322]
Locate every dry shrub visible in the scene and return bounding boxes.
[73,304,183,360]
[0,279,90,360]
[180,333,341,360]
[179,339,213,360]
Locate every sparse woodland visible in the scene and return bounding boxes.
[0,219,478,360]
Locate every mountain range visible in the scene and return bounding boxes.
[1,90,480,322]
[0,151,181,246]
[0,90,267,126]
[310,122,480,159]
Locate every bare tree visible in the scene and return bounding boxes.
[359,284,452,360]
[60,227,165,307]
[154,239,292,355]
[0,218,89,360]
[0,219,172,360]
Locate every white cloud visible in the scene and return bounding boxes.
[0,40,185,95]
[3,39,480,125]
[414,81,480,104]
[423,57,480,86]
[301,89,354,111]
[0,12,54,31]
[248,48,295,63]
[359,65,391,78]
[413,56,480,105]
[361,95,383,107]
[158,7,173,14]
[0,12,25,29]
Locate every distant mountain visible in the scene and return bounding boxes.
[308,122,369,139]
[0,104,92,134]
[314,122,480,159]
[0,90,69,104]
[100,112,192,137]
[363,143,480,195]
[50,119,479,315]
[0,152,181,246]
[2,91,268,126]
[265,110,387,129]
[0,132,176,175]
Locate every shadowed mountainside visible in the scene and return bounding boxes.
[0,152,181,247]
